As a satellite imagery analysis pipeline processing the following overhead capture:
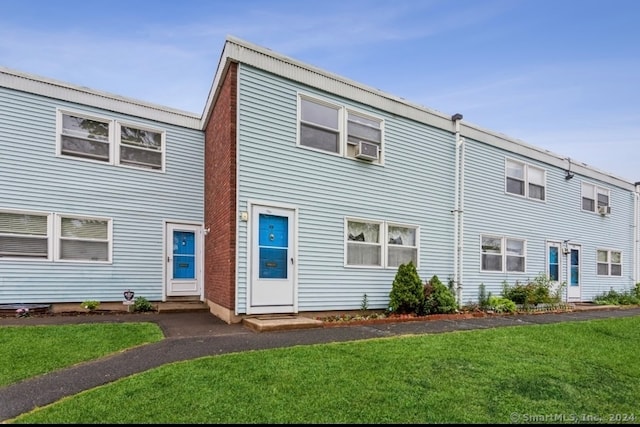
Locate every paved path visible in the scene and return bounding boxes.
[1,307,639,421]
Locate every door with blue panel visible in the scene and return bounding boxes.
[547,242,564,301]
[166,223,201,296]
[567,244,581,301]
[250,205,295,312]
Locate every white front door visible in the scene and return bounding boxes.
[566,243,581,301]
[166,223,202,297]
[249,205,296,313]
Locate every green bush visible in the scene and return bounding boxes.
[81,300,100,311]
[388,261,424,314]
[487,296,516,313]
[422,275,457,314]
[133,296,155,312]
[502,274,563,307]
[594,286,640,305]
[477,283,492,310]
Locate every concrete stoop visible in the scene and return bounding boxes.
[242,315,323,332]
[156,301,209,314]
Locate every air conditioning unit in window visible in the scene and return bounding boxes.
[355,141,379,161]
[598,206,612,215]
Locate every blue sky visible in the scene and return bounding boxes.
[2,0,639,182]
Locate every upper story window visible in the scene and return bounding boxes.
[300,98,340,153]
[298,94,384,164]
[597,249,622,276]
[118,125,163,170]
[345,218,418,268]
[57,110,165,171]
[0,210,51,259]
[60,113,111,162]
[505,159,546,201]
[582,182,610,214]
[481,235,526,273]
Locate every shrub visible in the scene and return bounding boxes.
[594,287,640,305]
[360,293,369,312]
[423,275,457,314]
[502,274,562,307]
[478,283,492,310]
[487,295,516,313]
[81,300,100,311]
[133,296,155,312]
[388,261,424,314]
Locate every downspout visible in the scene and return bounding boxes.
[458,135,466,305]
[451,113,463,305]
[634,182,640,285]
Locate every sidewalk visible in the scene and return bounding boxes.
[1,306,639,422]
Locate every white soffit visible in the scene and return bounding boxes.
[0,66,201,129]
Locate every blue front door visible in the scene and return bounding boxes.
[166,223,201,297]
[250,205,295,313]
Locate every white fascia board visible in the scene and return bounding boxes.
[0,66,201,129]
[462,122,635,190]
[204,36,635,190]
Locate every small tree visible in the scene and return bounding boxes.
[423,275,457,314]
[388,261,424,314]
[478,283,492,310]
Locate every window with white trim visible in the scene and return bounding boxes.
[60,112,111,162]
[345,218,418,268]
[118,124,163,170]
[57,215,111,262]
[505,159,546,201]
[58,110,165,171]
[299,97,341,153]
[0,211,51,259]
[582,182,610,213]
[298,94,384,164]
[346,219,382,266]
[597,249,622,276]
[481,235,526,272]
[387,224,418,267]
[0,210,112,263]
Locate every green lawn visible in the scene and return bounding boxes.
[7,316,640,424]
[0,323,163,387]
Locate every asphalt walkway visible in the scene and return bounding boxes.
[1,306,640,422]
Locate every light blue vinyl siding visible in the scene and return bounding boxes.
[460,139,635,303]
[236,65,456,313]
[0,87,203,303]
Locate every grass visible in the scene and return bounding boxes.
[7,316,640,424]
[0,323,163,387]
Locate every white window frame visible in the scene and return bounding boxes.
[596,249,622,276]
[116,121,165,171]
[57,109,165,172]
[297,93,384,165]
[480,234,526,273]
[505,158,546,201]
[57,109,113,164]
[55,214,113,264]
[386,222,419,268]
[581,182,610,213]
[344,217,419,268]
[0,209,53,261]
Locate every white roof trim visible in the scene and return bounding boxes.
[0,66,201,129]
[203,36,634,190]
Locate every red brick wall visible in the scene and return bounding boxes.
[203,62,237,310]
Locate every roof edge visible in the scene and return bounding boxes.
[0,66,201,129]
